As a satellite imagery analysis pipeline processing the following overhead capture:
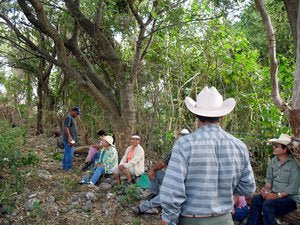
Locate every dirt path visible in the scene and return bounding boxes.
[3,135,161,225]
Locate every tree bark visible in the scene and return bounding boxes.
[283,0,299,46]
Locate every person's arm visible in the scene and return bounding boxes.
[160,141,187,225]
[234,150,256,196]
[148,161,166,180]
[64,116,73,146]
[123,146,144,168]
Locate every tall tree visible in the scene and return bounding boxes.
[255,0,300,161]
[0,0,222,151]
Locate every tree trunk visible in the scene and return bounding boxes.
[36,79,43,135]
[283,0,299,46]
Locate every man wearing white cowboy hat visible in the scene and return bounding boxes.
[160,86,256,225]
[247,134,300,225]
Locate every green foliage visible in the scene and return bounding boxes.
[19,152,40,166]
[114,184,141,205]
[62,176,78,192]
[129,219,141,225]
[51,151,63,161]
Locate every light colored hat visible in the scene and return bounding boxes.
[131,135,141,139]
[268,134,291,145]
[180,129,190,135]
[102,135,114,146]
[185,86,236,117]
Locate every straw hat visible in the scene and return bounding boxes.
[102,135,114,146]
[185,86,236,117]
[268,134,291,146]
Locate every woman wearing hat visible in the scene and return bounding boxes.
[112,134,145,185]
[79,135,118,185]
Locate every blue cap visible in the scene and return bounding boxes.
[71,106,81,115]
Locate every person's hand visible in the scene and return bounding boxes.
[68,138,74,146]
[95,163,103,168]
[259,187,269,198]
[119,164,125,170]
[264,193,278,200]
[148,169,155,181]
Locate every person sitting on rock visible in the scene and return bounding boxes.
[79,135,118,185]
[112,134,145,185]
[131,129,190,215]
[247,134,300,225]
[82,129,107,171]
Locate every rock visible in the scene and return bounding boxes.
[106,192,114,199]
[86,192,97,202]
[82,200,92,212]
[25,198,40,211]
[99,183,111,191]
[47,196,56,203]
[71,194,80,202]
[37,170,52,180]
[104,177,112,183]
[79,192,87,199]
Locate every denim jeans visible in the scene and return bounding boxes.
[139,194,161,212]
[62,141,74,170]
[232,206,249,221]
[150,170,165,195]
[247,194,297,225]
[83,166,105,184]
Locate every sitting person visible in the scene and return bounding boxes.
[112,134,144,185]
[232,195,249,222]
[82,129,106,171]
[247,134,300,225]
[79,135,118,185]
[131,128,190,215]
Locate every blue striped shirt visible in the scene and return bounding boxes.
[160,124,256,224]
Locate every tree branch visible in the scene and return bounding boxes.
[128,0,144,28]
[255,0,290,115]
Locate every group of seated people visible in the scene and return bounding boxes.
[79,130,145,186]
[78,130,300,224]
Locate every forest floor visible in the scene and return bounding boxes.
[1,135,162,225]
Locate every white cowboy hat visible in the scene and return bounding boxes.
[102,135,114,146]
[180,129,190,135]
[185,86,236,117]
[268,134,291,145]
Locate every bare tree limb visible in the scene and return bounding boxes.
[255,0,290,115]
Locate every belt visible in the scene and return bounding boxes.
[181,213,227,218]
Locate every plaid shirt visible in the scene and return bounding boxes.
[160,124,256,225]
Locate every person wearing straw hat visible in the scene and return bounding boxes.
[131,128,190,215]
[247,134,300,225]
[160,86,256,225]
[79,135,118,185]
[112,134,145,185]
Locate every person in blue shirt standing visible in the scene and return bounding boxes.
[160,86,256,225]
[62,106,80,171]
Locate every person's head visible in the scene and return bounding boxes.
[268,134,291,156]
[70,106,80,118]
[102,135,114,148]
[184,86,235,124]
[97,129,106,138]
[130,134,141,147]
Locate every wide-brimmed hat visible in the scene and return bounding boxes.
[179,129,190,135]
[102,135,114,146]
[268,134,291,146]
[185,86,236,117]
